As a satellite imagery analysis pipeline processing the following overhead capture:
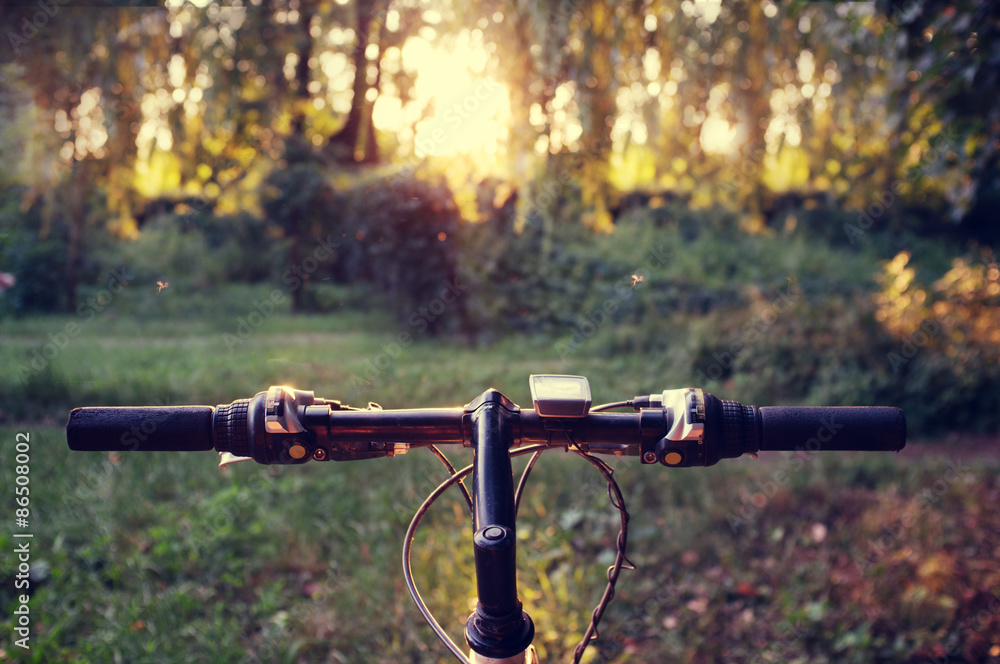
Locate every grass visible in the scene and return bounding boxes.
[1,309,999,663]
[0,293,698,420]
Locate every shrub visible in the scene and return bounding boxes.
[0,186,69,315]
[324,170,464,332]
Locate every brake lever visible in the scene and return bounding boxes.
[218,451,253,469]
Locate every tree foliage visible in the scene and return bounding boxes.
[0,0,996,315]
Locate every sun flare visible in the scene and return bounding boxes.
[699,115,739,155]
[373,30,510,158]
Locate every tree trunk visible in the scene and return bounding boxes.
[579,4,616,232]
[288,3,316,313]
[359,43,381,165]
[66,165,83,313]
[326,0,383,164]
[739,1,771,229]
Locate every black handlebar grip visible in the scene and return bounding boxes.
[757,407,905,452]
[67,406,215,452]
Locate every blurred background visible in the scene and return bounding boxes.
[1,0,999,662]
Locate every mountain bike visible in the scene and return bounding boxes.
[67,374,906,663]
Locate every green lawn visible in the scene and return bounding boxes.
[0,303,686,419]
[1,311,998,663]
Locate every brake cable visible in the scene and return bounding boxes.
[559,424,636,664]
[403,445,549,664]
[405,441,634,663]
[427,444,473,512]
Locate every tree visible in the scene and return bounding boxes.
[0,4,147,310]
[878,0,1000,225]
[325,0,390,164]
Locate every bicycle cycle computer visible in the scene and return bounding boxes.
[529,374,592,418]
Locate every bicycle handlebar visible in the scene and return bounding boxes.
[67,383,905,465]
[64,378,906,664]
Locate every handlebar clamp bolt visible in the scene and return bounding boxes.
[482,526,506,542]
[642,451,657,464]
[312,448,327,461]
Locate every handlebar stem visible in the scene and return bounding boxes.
[464,389,535,660]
